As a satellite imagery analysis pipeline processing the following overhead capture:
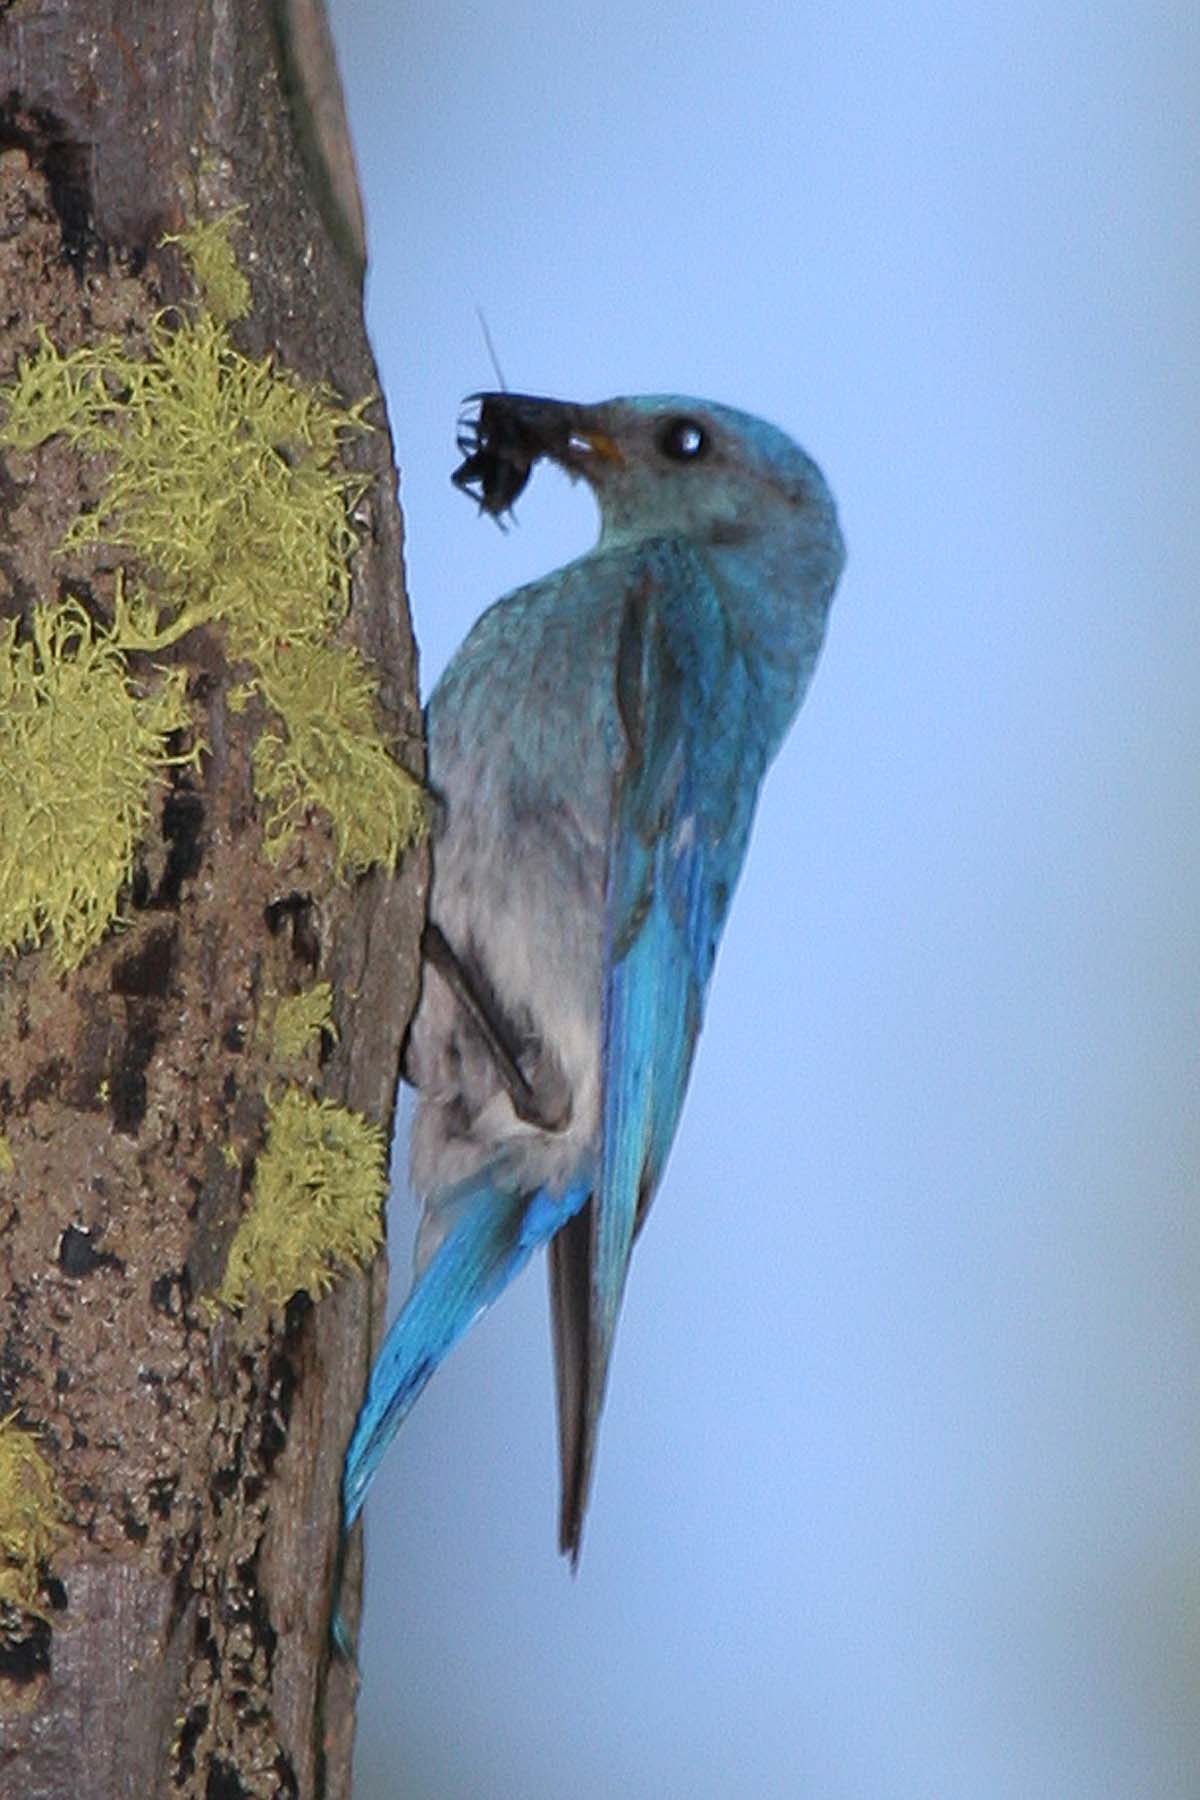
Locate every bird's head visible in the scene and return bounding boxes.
[453,391,844,581]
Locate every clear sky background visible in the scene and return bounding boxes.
[327,5,1199,1796]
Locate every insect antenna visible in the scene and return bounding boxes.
[475,305,508,393]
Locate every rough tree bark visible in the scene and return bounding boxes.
[0,4,424,1796]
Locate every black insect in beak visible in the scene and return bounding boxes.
[452,392,623,521]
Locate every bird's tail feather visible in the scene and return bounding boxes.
[341,1170,589,1532]
[332,1171,588,1657]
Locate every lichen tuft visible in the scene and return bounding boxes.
[0,212,424,909]
[0,598,197,968]
[273,981,338,1060]
[0,1415,65,1619]
[161,209,252,323]
[218,1088,385,1310]
[251,641,426,874]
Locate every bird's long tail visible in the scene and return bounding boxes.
[333,1169,589,1652]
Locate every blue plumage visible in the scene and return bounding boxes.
[341,392,844,1588]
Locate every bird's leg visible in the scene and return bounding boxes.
[421,921,571,1132]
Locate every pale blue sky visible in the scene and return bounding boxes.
[328,4,1199,1795]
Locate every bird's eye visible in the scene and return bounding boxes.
[658,417,708,462]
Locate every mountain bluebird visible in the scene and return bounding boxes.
[341,391,845,1571]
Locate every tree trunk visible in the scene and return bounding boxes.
[0,4,423,1795]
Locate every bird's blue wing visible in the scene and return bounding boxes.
[555,540,770,1554]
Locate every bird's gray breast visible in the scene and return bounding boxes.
[407,562,628,1210]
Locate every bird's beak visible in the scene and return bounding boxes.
[453,393,623,518]
[567,423,624,468]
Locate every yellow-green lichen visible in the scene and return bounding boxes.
[218,1087,385,1310]
[0,598,197,968]
[272,981,338,1060]
[0,1416,65,1618]
[251,639,424,872]
[161,211,252,323]
[0,1135,12,1176]
[0,213,424,895]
